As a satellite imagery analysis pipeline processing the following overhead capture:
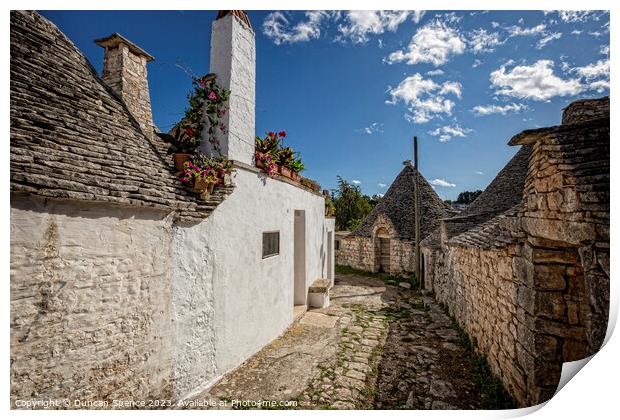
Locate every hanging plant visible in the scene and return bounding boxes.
[162,73,231,158]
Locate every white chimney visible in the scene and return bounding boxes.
[204,11,256,165]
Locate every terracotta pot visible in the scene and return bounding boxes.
[193,177,208,193]
[291,172,301,182]
[279,166,292,178]
[173,153,192,171]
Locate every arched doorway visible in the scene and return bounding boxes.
[375,227,390,273]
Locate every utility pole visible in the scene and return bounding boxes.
[413,136,422,289]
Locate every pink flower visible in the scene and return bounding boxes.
[207,91,218,101]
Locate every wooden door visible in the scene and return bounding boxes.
[378,238,390,273]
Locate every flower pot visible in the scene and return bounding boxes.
[208,182,216,194]
[256,159,266,169]
[173,153,192,171]
[291,172,301,182]
[279,166,292,178]
[193,177,208,193]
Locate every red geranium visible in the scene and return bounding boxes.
[184,127,195,137]
[268,131,275,137]
[278,131,287,138]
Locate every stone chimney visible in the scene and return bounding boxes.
[95,33,155,135]
[204,10,255,165]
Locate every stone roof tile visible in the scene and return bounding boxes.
[351,164,448,240]
[10,10,232,223]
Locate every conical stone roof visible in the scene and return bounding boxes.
[351,164,448,240]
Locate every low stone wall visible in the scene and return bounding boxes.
[337,235,374,272]
[424,235,592,406]
[337,235,415,275]
[425,242,527,402]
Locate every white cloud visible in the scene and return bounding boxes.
[508,23,546,37]
[386,20,466,66]
[472,58,483,68]
[600,45,610,55]
[536,32,562,49]
[588,80,610,93]
[426,69,444,76]
[361,122,384,135]
[352,179,361,185]
[572,59,609,80]
[429,178,456,187]
[262,11,335,44]
[438,81,462,98]
[468,28,503,53]
[337,10,412,43]
[428,124,472,142]
[386,74,462,123]
[412,11,426,24]
[558,11,597,23]
[475,171,484,175]
[571,59,610,93]
[490,60,583,101]
[438,12,462,24]
[571,30,582,35]
[491,21,500,28]
[472,102,528,116]
[378,183,387,188]
[588,31,602,38]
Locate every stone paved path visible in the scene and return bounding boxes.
[190,273,509,410]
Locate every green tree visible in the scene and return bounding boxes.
[456,190,483,205]
[332,176,374,231]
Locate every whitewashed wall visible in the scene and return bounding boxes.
[10,196,175,404]
[11,173,333,403]
[171,167,332,399]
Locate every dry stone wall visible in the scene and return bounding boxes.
[423,98,609,407]
[337,215,417,275]
[426,242,527,402]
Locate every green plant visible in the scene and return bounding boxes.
[289,155,305,173]
[276,147,295,167]
[164,74,230,156]
[255,132,280,154]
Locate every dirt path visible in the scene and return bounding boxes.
[189,273,513,410]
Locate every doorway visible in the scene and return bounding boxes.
[294,210,306,306]
[375,228,390,273]
[327,231,334,286]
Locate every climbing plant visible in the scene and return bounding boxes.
[165,73,231,155]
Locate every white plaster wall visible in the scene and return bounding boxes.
[206,14,256,165]
[10,196,174,403]
[172,168,331,398]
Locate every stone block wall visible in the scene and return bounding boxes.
[516,115,610,363]
[337,236,375,272]
[423,100,609,407]
[426,242,528,402]
[337,235,415,275]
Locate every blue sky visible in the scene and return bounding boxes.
[40,10,609,200]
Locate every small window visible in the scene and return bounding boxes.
[262,231,280,258]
